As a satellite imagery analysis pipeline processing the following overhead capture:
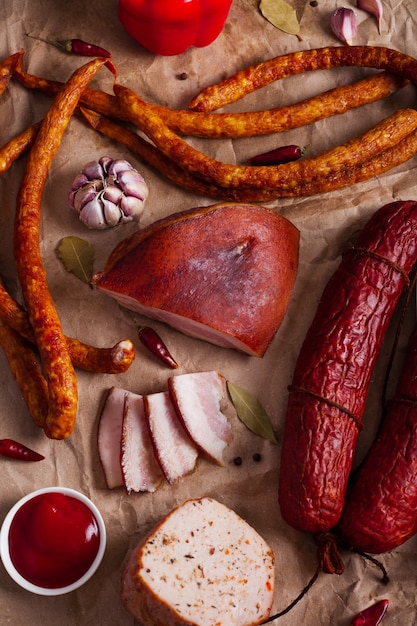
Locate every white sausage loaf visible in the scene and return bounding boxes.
[121,497,275,625]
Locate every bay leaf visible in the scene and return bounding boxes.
[259,0,301,35]
[227,381,278,444]
[57,236,94,284]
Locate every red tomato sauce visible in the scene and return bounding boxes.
[8,492,100,588]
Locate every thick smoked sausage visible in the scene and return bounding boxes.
[337,324,417,553]
[278,201,417,535]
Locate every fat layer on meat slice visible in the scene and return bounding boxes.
[121,391,164,494]
[144,390,199,484]
[121,497,275,626]
[97,387,126,489]
[168,371,232,465]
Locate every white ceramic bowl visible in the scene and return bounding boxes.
[0,487,106,596]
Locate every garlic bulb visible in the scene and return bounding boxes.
[68,156,149,229]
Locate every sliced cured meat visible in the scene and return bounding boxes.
[93,203,299,357]
[168,371,232,465]
[121,497,275,626]
[121,391,164,494]
[97,387,126,489]
[143,390,199,484]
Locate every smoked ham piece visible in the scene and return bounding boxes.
[93,203,299,357]
[121,497,275,625]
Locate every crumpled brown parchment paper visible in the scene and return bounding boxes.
[0,0,416,624]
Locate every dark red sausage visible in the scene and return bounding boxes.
[278,200,417,535]
[337,324,417,553]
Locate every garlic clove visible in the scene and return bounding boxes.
[118,169,149,200]
[70,172,90,192]
[67,189,77,208]
[120,195,146,220]
[72,182,100,213]
[107,158,135,178]
[102,198,124,227]
[68,174,89,207]
[357,0,382,33]
[82,160,106,181]
[79,198,107,230]
[102,185,124,205]
[99,155,114,173]
[330,8,357,46]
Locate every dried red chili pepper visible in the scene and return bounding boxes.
[138,326,179,369]
[247,144,307,166]
[0,439,44,462]
[351,599,389,626]
[26,34,111,58]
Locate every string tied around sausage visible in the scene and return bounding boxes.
[287,384,363,431]
[387,396,417,410]
[342,245,412,288]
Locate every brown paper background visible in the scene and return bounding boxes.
[0,0,416,624]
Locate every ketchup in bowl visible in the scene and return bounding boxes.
[0,487,106,595]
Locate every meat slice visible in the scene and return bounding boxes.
[168,371,232,465]
[121,391,164,494]
[121,497,275,626]
[143,390,199,484]
[93,203,299,357]
[97,387,126,489]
